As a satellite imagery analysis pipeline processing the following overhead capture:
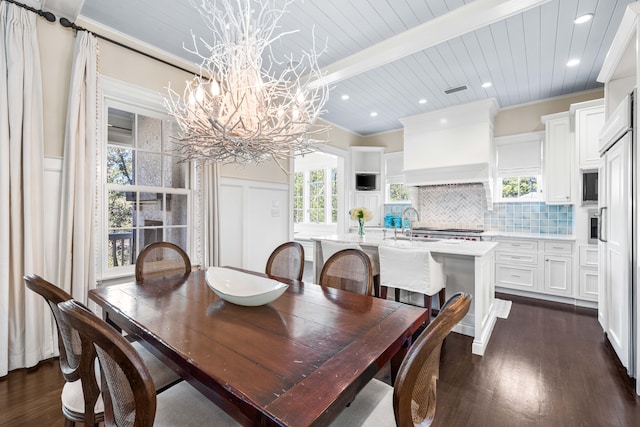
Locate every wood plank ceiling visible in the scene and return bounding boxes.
[78,0,634,135]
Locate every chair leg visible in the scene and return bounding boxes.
[64,418,74,427]
[439,288,446,309]
[380,285,388,300]
[424,294,432,323]
[373,274,380,298]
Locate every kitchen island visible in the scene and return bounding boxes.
[312,234,498,355]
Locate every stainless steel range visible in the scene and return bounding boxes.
[409,227,484,241]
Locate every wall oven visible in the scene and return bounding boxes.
[582,170,598,205]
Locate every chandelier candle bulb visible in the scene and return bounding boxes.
[165,0,329,167]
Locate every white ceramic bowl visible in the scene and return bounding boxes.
[205,267,289,306]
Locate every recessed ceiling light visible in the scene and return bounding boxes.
[574,13,593,24]
[440,118,448,124]
[370,112,378,117]
[341,94,349,100]
[567,59,580,67]
[482,82,492,88]
[419,99,427,104]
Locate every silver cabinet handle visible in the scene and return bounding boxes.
[598,206,607,243]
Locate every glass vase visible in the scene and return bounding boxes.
[358,218,365,238]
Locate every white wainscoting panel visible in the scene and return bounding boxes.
[43,157,63,279]
[219,178,290,272]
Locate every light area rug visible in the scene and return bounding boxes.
[494,298,513,319]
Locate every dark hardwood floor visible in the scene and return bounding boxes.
[2,294,639,426]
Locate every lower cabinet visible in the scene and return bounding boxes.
[543,255,572,296]
[577,245,598,301]
[494,237,587,301]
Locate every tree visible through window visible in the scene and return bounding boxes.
[308,169,325,222]
[501,176,538,199]
[293,157,338,225]
[389,183,409,202]
[105,106,190,271]
[293,172,304,223]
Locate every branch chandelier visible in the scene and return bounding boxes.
[165,0,330,166]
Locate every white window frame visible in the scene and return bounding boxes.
[294,166,337,224]
[384,151,410,203]
[97,77,196,281]
[495,132,544,203]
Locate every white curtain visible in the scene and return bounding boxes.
[57,31,98,304]
[0,2,53,376]
[202,163,221,268]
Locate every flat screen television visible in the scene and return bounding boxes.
[355,173,376,191]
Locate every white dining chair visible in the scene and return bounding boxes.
[321,241,380,296]
[378,245,446,321]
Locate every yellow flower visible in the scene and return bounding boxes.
[349,207,372,222]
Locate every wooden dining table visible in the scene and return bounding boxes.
[89,268,429,426]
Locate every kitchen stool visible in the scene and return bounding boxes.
[378,246,446,322]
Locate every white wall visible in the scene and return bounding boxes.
[219,178,290,272]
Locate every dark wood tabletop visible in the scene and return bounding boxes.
[89,268,429,426]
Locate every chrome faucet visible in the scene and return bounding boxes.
[401,207,420,241]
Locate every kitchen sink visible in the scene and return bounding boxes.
[390,236,440,243]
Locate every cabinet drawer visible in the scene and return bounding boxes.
[543,241,573,254]
[496,264,537,291]
[495,251,538,265]
[496,239,538,252]
[579,245,598,268]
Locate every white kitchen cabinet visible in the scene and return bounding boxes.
[572,100,605,170]
[494,237,582,301]
[577,245,598,301]
[353,192,382,227]
[543,255,573,297]
[494,238,540,292]
[542,112,573,204]
[350,147,384,226]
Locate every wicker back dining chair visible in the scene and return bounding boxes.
[24,274,180,426]
[321,240,381,297]
[265,241,305,281]
[57,300,240,427]
[24,274,103,426]
[319,248,373,296]
[330,292,472,427]
[135,242,191,282]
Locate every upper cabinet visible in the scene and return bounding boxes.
[350,146,384,191]
[542,112,573,205]
[571,99,605,170]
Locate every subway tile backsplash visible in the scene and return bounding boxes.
[384,183,574,235]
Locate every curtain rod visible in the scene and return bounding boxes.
[3,0,56,22]
[59,17,196,76]
[2,0,195,76]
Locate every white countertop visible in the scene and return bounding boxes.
[311,234,497,257]
[482,231,576,241]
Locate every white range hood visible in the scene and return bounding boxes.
[400,98,499,208]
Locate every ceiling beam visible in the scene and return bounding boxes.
[308,0,551,88]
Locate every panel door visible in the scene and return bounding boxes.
[543,255,573,297]
[602,134,632,371]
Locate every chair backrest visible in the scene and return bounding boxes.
[24,274,101,425]
[135,241,191,282]
[320,240,361,263]
[265,241,305,281]
[58,300,157,427]
[24,274,80,381]
[392,292,471,427]
[378,246,445,295]
[319,248,373,296]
